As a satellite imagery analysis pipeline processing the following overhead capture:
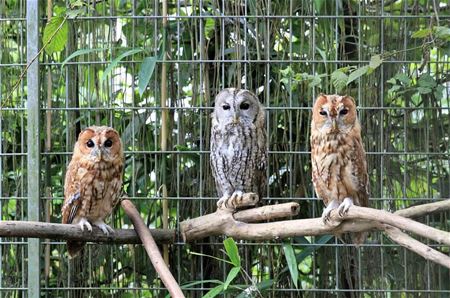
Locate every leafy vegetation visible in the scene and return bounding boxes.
[0,0,449,296]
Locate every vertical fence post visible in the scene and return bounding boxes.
[26,0,40,297]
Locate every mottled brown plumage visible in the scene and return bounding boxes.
[62,126,124,257]
[310,94,369,245]
[210,88,267,209]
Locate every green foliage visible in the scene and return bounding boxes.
[42,15,68,55]
[138,56,157,96]
[282,242,298,288]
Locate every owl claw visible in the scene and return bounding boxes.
[338,197,353,217]
[321,199,339,224]
[94,220,114,235]
[78,218,93,232]
[228,190,244,209]
[217,194,229,209]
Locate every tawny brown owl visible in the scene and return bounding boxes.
[310,94,369,245]
[62,126,124,257]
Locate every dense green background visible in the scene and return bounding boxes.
[0,0,449,296]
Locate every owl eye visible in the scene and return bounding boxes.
[104,139,113,148]
[86,139,95,148]
[319,110,327,116]
[340,109,349,115]
[240,102,250,110]
[222,104,230,110]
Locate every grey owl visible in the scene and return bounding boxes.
[210,88,267,209]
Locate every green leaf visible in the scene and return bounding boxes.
[395,73,411,86]
[331,70,348,92]
[223,238,240,267]
[282,242,298,288]
[138,56,157,96]
[347,65,369,85]
[309,75,322,88]
[43,16,68,55]
[411,28,432,38]
[61,48,106,69]
[101,48,144,83]
[369,54,382,70]
[434,85,445,100]
[418,74,437,88]
[223,267,240,290]
[203,284,225,298]
[434,26,450,40]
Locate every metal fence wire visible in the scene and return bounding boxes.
[1,0,449,297]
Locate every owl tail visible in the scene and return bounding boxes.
[67,241,84,258]
[351,231,367,247]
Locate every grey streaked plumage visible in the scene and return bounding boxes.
[210,88,267,209]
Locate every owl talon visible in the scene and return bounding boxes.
[94,220,114,235]
[78,218,93,232]
[217,194,230,209]
[338,197,353,217]
[227,190,244,209]
[321,199,339,224]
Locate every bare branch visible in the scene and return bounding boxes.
[383,224,450,268]
[0,221,174,244]
[121,199,185,298]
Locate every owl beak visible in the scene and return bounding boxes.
[331,118,337,131]
[91,148,102,161]
[232,113,240,124]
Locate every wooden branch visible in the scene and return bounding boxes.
[395,199,450,218]
[337,206,450,246]
[382,224,450,269]
[121,199,185,298]
[0,221,174,244]
[233,202,299,222]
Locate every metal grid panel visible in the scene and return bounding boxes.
[0,0,449,296]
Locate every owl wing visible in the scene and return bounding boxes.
[351,137,369,207]
[62,161,92,224]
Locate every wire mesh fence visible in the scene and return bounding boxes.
[0,0,449,296]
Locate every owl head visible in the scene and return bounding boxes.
[312,94,358,134]
[74,126,123,163]
[212,88,264,128]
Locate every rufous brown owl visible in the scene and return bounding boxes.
[210,88,267,209]
[62,126,124,257]
[310,94,369,245]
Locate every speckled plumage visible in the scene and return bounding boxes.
[62,126,123,257]
[210,88,267,209]
[310,94,369,245]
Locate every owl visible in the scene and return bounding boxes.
[310,94,369,245]
[210,88,267,209]
[62,126,124,257]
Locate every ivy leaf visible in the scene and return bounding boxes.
[282,242,298,288]
[223,267,240,290]
[223,238,240,267]
[43,16,68,55]
[138,56,157,96]
[347,65,369,85]
[101,48,144,83]
[331,69,348,92]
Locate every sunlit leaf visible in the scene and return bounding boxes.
[43,16,68,55]
[223,238,240,267]
[347,65,369,85]
[411,28,432,38]
[369,54,382,70]
[331,70,348,92]
[61,48,105,69]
